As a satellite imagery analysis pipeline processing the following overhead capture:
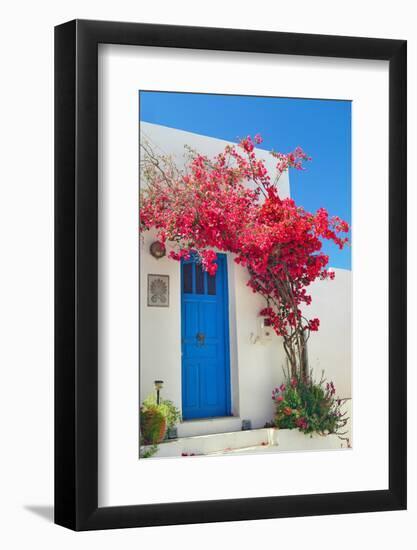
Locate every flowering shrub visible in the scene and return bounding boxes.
[272,372,348,437]
[140,135,349,379]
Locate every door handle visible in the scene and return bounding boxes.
[196,332,205,346]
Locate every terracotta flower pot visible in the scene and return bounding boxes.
[140,407,167,445]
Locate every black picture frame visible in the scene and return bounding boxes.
[55,19,407,531]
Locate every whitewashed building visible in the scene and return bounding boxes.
[140,122,351,454]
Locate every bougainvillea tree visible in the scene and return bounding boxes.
[140,135,349,380]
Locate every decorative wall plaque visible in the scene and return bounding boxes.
[147,274,169,307]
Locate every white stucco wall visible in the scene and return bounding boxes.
[305,269,352,398]
[140,123,351,433]
[140,122,291,200]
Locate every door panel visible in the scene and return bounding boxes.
[181,254,231,419]
[184,302,198,339]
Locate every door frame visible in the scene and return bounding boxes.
[180,253,232,419]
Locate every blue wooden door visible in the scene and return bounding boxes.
[181,254,231,419]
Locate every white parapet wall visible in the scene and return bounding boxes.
[140,122,352,436]
[140,122,291,200]
[142,425,350,459]
[305,269,352,398]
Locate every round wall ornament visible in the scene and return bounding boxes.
[150,241,166,259]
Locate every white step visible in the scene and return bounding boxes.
[144,427,278,458]
[206,443,275,456]
[177,416,243,438]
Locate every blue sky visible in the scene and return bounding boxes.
[140,91,351,270]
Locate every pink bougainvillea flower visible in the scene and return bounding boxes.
[140,133,349,377]
[308,318,320,332]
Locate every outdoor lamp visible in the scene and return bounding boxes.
[154,380,164,404]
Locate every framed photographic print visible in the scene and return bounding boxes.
[55,20,406,530]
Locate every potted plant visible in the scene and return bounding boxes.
[160,399,182,439]
[140,394,181,444]
[140,401,167,445]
